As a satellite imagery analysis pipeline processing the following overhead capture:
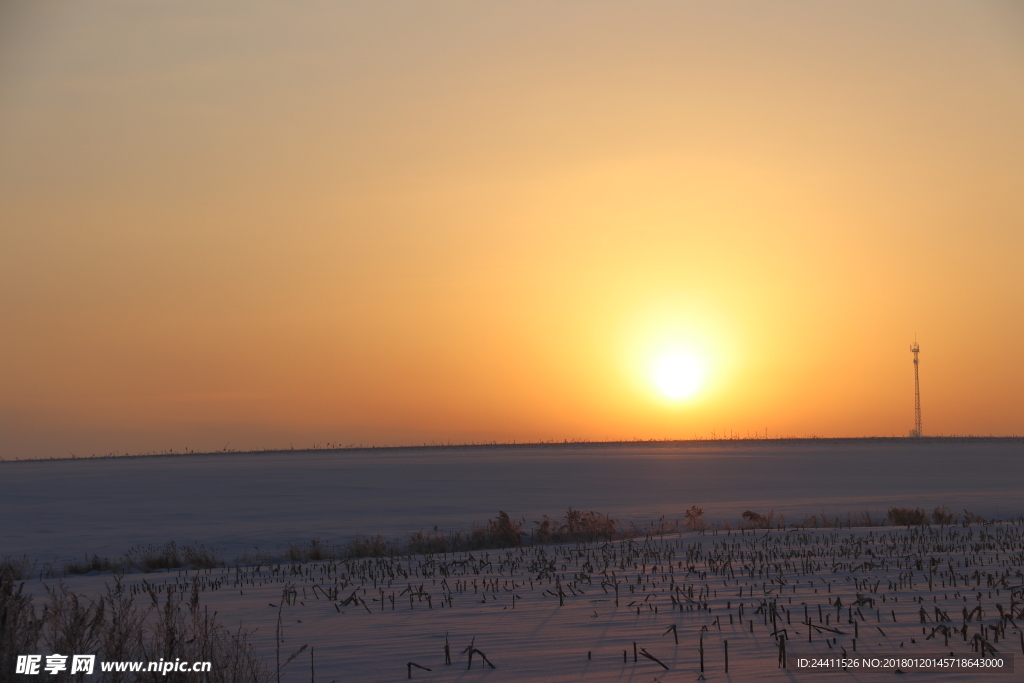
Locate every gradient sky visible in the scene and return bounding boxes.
[2,1,1022,459]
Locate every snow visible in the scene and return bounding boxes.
[2,440,1022,564]
[5,440,1024,681]
[18,526,1022,681]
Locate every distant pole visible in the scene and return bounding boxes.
[910,341,922,437]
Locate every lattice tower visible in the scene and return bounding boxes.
[910,341,921,437]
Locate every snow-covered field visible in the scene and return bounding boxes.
[4,440,1024,681]
[18,525,1023,681]
[2,440,1022,564]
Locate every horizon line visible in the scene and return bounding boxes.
[2,434,1022,465]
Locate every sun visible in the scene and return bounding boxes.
[652,352,704,400]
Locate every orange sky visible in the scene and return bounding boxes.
[1,1,1022,459]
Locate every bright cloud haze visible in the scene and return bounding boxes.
[1,1,1022,459]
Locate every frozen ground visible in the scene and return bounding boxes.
[6,440,1024,681]
[19,524,1023,682]
[2,440,1023,564]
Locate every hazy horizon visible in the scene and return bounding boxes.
[3,433,1022,464]
[3,1,1023,459]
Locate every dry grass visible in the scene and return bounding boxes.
[0,555,32,581]
[287,538,333,562]
[283,509,623,561]
[741,510,775,529]
[846,510,884,527]
[790,511,874,529]
[792,514,823,529]
[624,514,681,538]
[42,503,1005,577]
[932,505,956,525]
[126,541,222,572]
[963,509,989,525]
[888,506,928,526]
[0,562,41,679]
[62,542,223,576]
[0,569,268,682]
[275,534,404,562]
[343,534,397,558]
[63,554,122,575]
[533,509,619,544]
[684,505,706,531]
[408,528,463,555]
[473,511,525,548]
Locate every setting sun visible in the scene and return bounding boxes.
[0,1,1020,455]
[653,352,705,400]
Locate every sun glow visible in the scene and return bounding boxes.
[652,352,705,400]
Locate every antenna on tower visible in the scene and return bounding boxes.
[909,339,921,437]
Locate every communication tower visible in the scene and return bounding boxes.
[909,341,921,437]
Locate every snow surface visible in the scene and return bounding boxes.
[19,525,1023,682]
[2,440,1022,564]
[6,441,1024,681]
